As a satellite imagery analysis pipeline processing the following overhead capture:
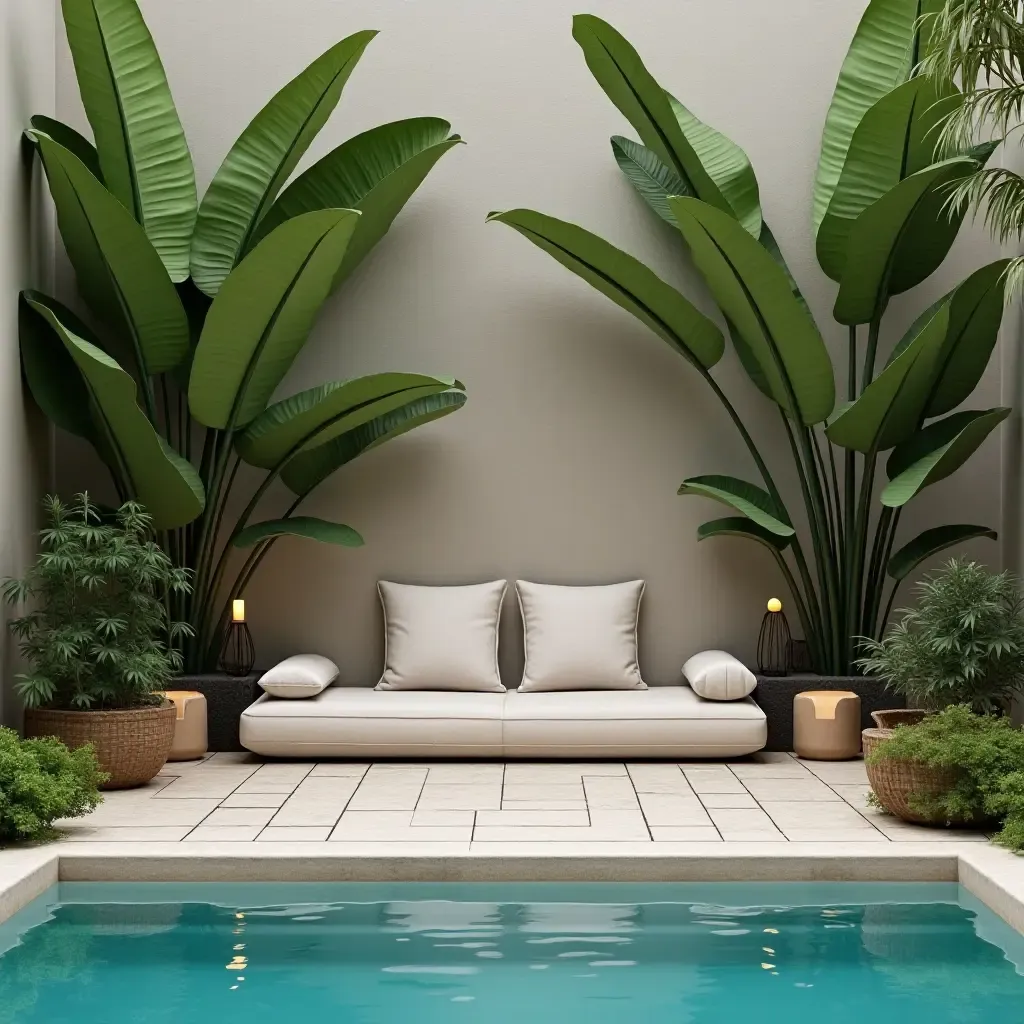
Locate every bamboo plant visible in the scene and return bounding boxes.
[20,0,467,670]
[490,3,1009,673]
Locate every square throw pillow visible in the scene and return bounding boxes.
[259,654,339,699]
[516,580,647,692]
[376,580,507,692]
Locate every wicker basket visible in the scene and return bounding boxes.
[24,701,176,789]
[862,727,974,826]
[871,709,929,729]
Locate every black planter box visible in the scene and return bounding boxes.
[753,674,904,752]
[173,673,261,752]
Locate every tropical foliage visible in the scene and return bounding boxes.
[490,3,1008,672]
[21,0,467,669]
[3,495,191,710]
[920,0,1024,290]
[867,705,1024,849]
[0,726,105,841]
[857,558,1024,712]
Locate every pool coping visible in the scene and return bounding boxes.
[2,842,1024,933]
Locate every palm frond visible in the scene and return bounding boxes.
[943,165,1024,242]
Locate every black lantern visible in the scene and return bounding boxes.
[219,599,255,677]
[757,597,791,677]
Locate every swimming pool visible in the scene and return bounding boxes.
[0,882,1021,1022]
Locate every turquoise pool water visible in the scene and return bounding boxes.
[0,882,1022,1022]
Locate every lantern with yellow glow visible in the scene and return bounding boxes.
[219,599,255,677]
[757,598,790,677]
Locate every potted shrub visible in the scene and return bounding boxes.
[856,559,1024,822]
[0,727,105,841]
[4,494,192,788]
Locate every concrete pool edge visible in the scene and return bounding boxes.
[2,842,1023,929]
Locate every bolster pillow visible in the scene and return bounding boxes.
[682,650,756,701]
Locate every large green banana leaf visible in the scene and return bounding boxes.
[881,407,1011,507]
[487,208,724,370]
[32,132,189,375]
[817,77,958,281]
[26,293,204,529]
[282,389,467,497]
[571,15,731,215]
[668,94,761,238]
[813,0,931,234]
[678,476,794,537]
[190,31,376,297]
[833,156,978,325]
[232,517,363,549]
[697,516,792,550]
[19,293,95,442]
[669,197,834,424]
[826,302,948,452]
[887,524,997,581]
[61,0,196,281]
[251,118,462,285]
[28,116,101,180]
[611,137,692,222]
[886,142,998,295]
[189,209,360,430]
[236,373,459,469]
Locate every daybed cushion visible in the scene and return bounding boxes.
[516,580,646,692]
[682,649,757,701]
[376,580,507,693]
[240,685,766,758]
[258,654,339,699]
[241,688,505,757]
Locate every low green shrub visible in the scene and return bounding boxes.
[866,705,1024,850]
[0,727,105,841]
[858,559,1024,713]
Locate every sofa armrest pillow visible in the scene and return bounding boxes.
[259,654,339,698]
[682,650,756,701]
[376,580,507,692]
[517,580,647,692]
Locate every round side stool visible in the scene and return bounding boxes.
[162,690,208,761]
[793,690,861,760]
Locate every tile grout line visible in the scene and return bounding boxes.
[815,761,892,842]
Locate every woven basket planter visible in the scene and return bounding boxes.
[24,701,176,789]
[862,727,977,826]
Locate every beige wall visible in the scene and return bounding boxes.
[55,0,1010,684]
[1,0,53,723]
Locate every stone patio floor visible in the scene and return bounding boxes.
[54,751,988,847]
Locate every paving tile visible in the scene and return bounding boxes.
[232,765,314,793]
[308,764,370,778]
[627,764,692,793]
[426,764,504,784]
[637,793,713,827]
[583,777,641,810]
[270,778,361,827]
[346,771,426,811]
[475,810,590,827]
[69,799,220,827]
[155,770,257,799]
[830,784,873,807]
[59,826,193,842]
[705,808,782,833]
[330,811,471,842]
[759,801,878,830]
[799,760,868,781]
[186,826,263,841]
[698,793,759,809]
[502,783,584,802]
[682,770,747,795]
[417,784,502,810]
[256,827,332,842]
[503,763,626,782]
[740,778,842,802]
[500,800,588,811]
[731,762,813,779]
[412,810,476,826]
[220,793,289,809]
[201,807,277,827]
[649,827,723,842]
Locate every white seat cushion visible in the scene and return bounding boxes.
[502,686,765,758]
[241,688,505,757]
[682,650,757,701]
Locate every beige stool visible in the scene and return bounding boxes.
[162,691,208,761]
[793,690,861,760]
